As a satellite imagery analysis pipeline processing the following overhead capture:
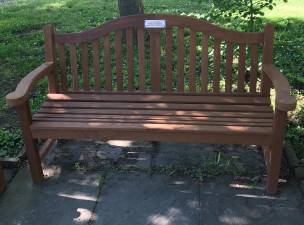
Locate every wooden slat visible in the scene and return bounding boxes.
[189,30,196,92]
[69,44,78,91]
[213,39,221,93]
[33,117,272,127]
[137,28,145,91]
[47,93,270,105]
[34,113,273,123]
[177,27,185,92]
[250,44,258,93]
[126,28,134,91]
[225,42,233,93]
[115,31,123,91]
[81,43,89,91]
[42,101,272,112]
[237,43,246,93]
[201,34,209,93]
[92,40,100,91]
[104,35,112,91]
[150,31,161,92]
[38,108,274,118]
[58,44,67,91]
[165,27,173,92]
[31,121,273,136]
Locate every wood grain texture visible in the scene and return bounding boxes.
[137,28,145,91]
[201,35,209,93]
[165,27,173,92]
[58,44,68,91]
[225,42,233,93]
[177,27,185,92]
[150,31,161,91]
[104,35,112,91]
[126,28,134,91]
[189,30,196,92]
[115,31,123,91]
[81,43,89,91]
[92,40,101,91]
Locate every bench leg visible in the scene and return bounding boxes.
[16,102,44,183]
[266,110,287,194]
[0,166,5,193]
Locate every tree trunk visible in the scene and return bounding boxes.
[118,0,144,17]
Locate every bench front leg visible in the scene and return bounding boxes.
[16,101,44,183]
[267,109,287,194]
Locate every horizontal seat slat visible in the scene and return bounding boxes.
[47,94,271,105]
[33,113,273,123]
[32,118,272,127]
[41,101,272,112]
[31,121,272,135]
[37,108,274,118]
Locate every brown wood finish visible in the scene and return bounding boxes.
[189,30,196,92]
[201,34,209,93]
[104,35,112,91]
[237,44,246,93]
[81,43,89,91]
[177,27,185,92]
[250,44,258,93]
[115,31,123,91]
[44,25,57,93]
[150,31,161,91]
[138,28,145,91]
[126,28,134,91]
[213,39,221,93]
[58,44,68,91]
[165,27,173,92]
[7,15,296,194]
[92,39,101,91]
[69,44,78,91]
[225,42,233,93]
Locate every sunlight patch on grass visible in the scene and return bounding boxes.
[264,0,304,19]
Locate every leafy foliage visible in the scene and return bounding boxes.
[200,0,287,31]
[0,128,23,158]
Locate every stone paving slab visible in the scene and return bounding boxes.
[92,172,200,225]
[0,166,102,225]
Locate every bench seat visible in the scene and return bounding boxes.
[31,93,274,145]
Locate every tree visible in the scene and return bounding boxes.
[200,0,287,31]
[118,0,144,17]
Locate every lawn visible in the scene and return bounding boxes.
[0,0,303,159]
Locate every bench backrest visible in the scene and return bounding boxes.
[45,14,274,96]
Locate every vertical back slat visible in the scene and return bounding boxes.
[213,39,221,93]
[225,42,233,93]
[81,43,89,91]
[201,34,209,93]
[150,31,161,92]
[250,44,258,93]
[69,44,78,91]
[177,27,185,92]
[137,28,145,91]
[58,44,67,91]
[126,28,134,91]
[189,30,196,92]
[115,31,123,91]
[104,35,112,91]
[237,44,246,93]
[92,40,100,91]
[165,27,173,92]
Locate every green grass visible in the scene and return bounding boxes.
[0,0,303,160]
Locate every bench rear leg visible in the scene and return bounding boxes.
[16,102,44,183]
[267,110,287,194]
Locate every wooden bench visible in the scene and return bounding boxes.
[6,14,296,194]
[0,166,5,193]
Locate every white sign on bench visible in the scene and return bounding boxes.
[144,20,166,28]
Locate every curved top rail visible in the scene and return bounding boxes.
[54,14,264,44]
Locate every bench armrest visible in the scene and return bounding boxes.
[6,62,55,107]
[263,64,296,111]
